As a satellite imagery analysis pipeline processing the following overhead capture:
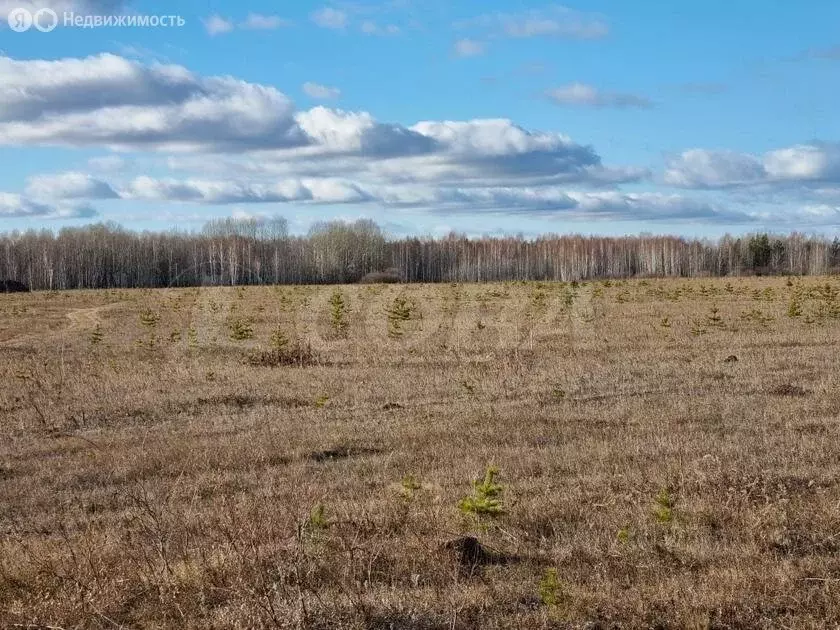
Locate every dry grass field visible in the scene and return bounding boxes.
[2,277,840,629]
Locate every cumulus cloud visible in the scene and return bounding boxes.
[11,164,708,225]
[53,172,741,223]
[0,193,52,217]
[453,39,486,58]
[0,192,97,219]
[546,83,653,109]
[302,82,342,100]
[50,205,100,219]
[0,54,305,151]
[241,13,289,30]
[124,176,304,203]
[26,172,120,199]
[360,20,400,36]
[203,13,290,34]
[665,144,840,189]
[764,144,840,181]
[311,7,347,29]
[0,53,631,186]
[399,119,638,185]
[3,52,753,225]
[565,191,745,222]
[121,176,371,205]
[202,14,234,35]
[293,106,436,157]
[459,6,609,40]
[416,189,742,222]
[794,204,840,220]
[663,150,766,188]
[393,187,745,223]
[166,115,646,189]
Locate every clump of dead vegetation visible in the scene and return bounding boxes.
[358,268,402,284]
[243,340,319,367]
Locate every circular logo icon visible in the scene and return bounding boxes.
[7,7,33,32]
[33,8,58,32]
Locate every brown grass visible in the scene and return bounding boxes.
[2,277,840,628]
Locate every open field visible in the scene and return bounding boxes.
[2,277,840,629]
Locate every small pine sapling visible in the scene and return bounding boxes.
[459,466,505,518]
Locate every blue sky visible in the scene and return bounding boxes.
[1,0,839,237]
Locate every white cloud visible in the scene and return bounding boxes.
[202,12,289,34]
[665,144,840,189]
[764,144,840,181]
[311,7,347,29]
[26,172,119,199]
[564,191,741,221]
[294,106,436,157]
[231,208,263,221]
[0,54,303,151]
[663,150,766,188]
[240,13,289,30]
[3,52,770,226]
[50,205,100,219]
[167,115,644,187]
[302,82,342,100]
[546,83,652,109]
[795,204,840,219]
[121,176,371,205]
[60,172,745,223]
[453,39,486,58]
[360,20,400,36]
[412,119,574,157]
[0,193,51,217]
[1,54,620,177]
[88,155,127,171]
[202,14,234,36]
[459,6,609,40]
[0,192,97,219]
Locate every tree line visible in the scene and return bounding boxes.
[1,218,838,291]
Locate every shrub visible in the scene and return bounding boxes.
[306,504,329,534]
[617,526,632,544]
[707,305,724,327]
[139,309,159,328]
[270,325,290,351]
[539,568,564,606]
[359,268,402,284]
[89,324,104,346]
[0,279,29,293]
[387,295,414,337]
[459,466,505,518]
[400,474,422,500]
[187,326,199,349]
[243,340,318,367]
[228,318,254,341]
[329,290,349,337]
[787,298,803,318]
[653,488,675,524]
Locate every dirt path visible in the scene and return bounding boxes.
[1,302,122,348]
[64,303,118,334]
